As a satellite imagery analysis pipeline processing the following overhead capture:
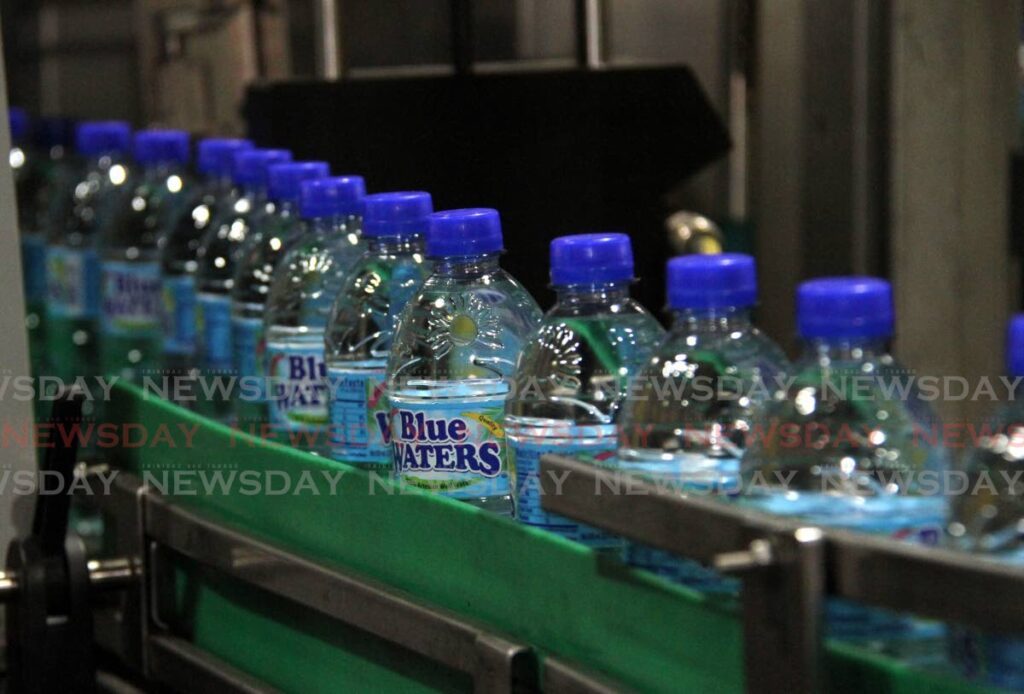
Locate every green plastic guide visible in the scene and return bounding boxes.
[105,383,990,693]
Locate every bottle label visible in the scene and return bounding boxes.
[390,397,510,499]
[162,275,196,355]
[509,434,621,548]
[232,315,265,395]
[268,343,329,434]
[21,234,46,303]
[196,293,232,372]
[46,246,100,318]
[328,366,389,464]
[101,261,162,337]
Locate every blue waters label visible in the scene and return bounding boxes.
[46,246,100,318]
[328,365,389,464]
[232,315,265,396]
[509,433,621,548]
[268,342,328,433]
[390,396,510,499]
[197,293,232,372]
[162,274,196,355]
[21,234,46,303]
[101,261,161,337]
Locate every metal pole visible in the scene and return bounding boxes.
[574,0,604,69]
[314,0,341,79]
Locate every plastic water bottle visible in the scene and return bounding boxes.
[386,209,542,514]
[193,146,290,420]
[8,108,44,375]
[46,121,133,382]
[231,159,326,431]
[325,191,433,468]
[741,277,948,643]
[24,116,77,378]
[947,315,1024,689]
[505,233,664,545]
[264,175,366,452]
[617,253,787,589]
[160,137,251,375]
[99,129,191,380]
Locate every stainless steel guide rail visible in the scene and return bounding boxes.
[539,453,1024,694]
[81,472,546,694]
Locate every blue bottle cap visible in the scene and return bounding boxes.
[426,208,503,258]
[362,192,433,238]
[133,129,190,166]
[550,233,634,286]
[1007,315,1024,377]
[797,277,893,340]
[267,161,330,203]
[33,116,74,150]
[299,175,366,219]
[667,253,757,310]
[8,107,28,141]
[196,137,252,176]
[233,148,292,187]
[76,121,132,156]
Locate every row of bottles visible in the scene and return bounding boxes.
[10,111,1024,691]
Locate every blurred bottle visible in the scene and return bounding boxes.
[160,137,251,377]
[386,209,543,515]
[46,121,133,383]
[264,175,365,453]
[100,129,191,381]
[325,191,432,468]
[947,315,1024,689]
[618,254,787,589]
[26,117,78,379]
[506,233,664,545]
[741,277,948,644]
[8,107,45,374]
[193,143,280,421]
[230,158,324,432]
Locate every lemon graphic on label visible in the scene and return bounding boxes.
[464,411,504,438]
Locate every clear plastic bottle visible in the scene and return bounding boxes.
[160,137,252,375]
[741,277,948,642]
[193,147,291,420]
[325,191,433,468]
[618,253,787,588]
[264,175,366,452]
[947,315,1024,689]
[46,121,133,383]
[506,233,664,544]
[99,129,191,381]
[232,160,327,432]
[26,117,78,380]
[386,209,543,515]
[9,107,45,372]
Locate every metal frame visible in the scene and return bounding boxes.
[85,472,544,694]
[538,454,1024,693]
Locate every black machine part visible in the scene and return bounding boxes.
[4,386,95,693]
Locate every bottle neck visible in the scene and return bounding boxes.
[553,281,631,306]
[801,336,890,362]
[671,306,753,333]
[242,183,263,201]
[144,162,185,183]
[304,213,361,234]
[90,152,126,171]
[368,234,423,255]
[433,253,501,276]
